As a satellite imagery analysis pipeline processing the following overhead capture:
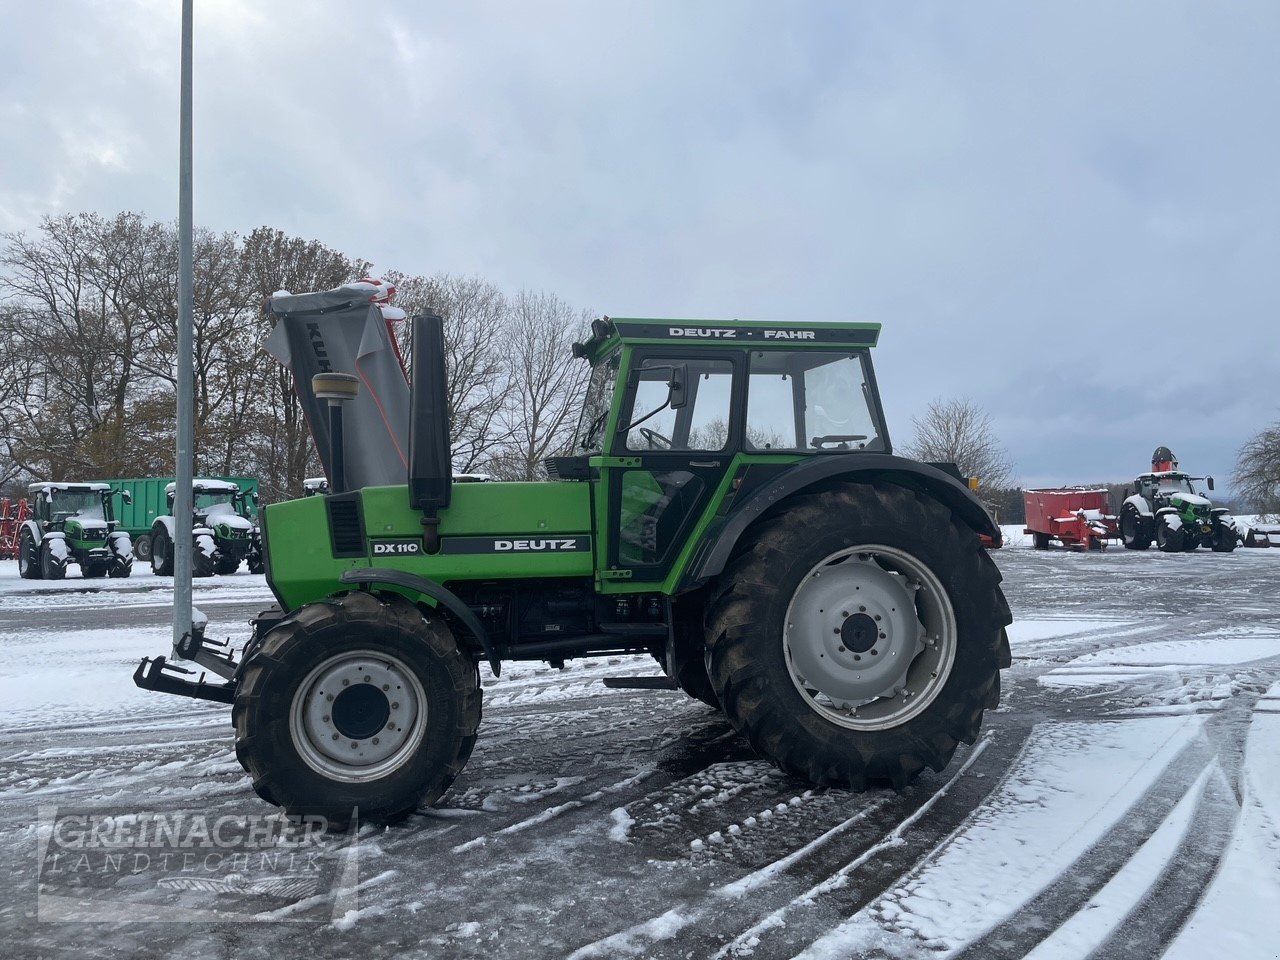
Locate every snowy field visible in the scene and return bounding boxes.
[0,538,1278,959]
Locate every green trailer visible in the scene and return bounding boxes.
[94,476,259,561]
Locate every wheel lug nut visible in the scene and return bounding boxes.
[383,684,390,691]
[372,738,380,745]
[853,654,861,661]
[386,720,395,729]
[391,702,400,710]
[351,741,358,749]
[326,694,334,702]
[841,611,849,617]
[331,733,339,741]
[879,632,887,640]
[342,679,350,686]
[870,649,878,655]
[838,646,846,652]
[874,614,881,622]
[858,606,866,613]
[322,715,330,723]
[833,628,840,634]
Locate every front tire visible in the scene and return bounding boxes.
[233,591,482,825]
[1211,524,1238,553]
[40,541,66,580]
[215,554,241,575]
[706,482,1011,791]
[1156,516,1185,553]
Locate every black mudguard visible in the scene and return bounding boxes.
[683,454,1000,590]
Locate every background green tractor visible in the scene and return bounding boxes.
[1118,446,1238,553]
[136,302,1012,825]
[17,482,134,580]
[149,479,263,577]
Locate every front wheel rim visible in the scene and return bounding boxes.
[289,650,428,784]
[783,544,958,731]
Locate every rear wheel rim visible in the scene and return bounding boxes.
[290,650,428,784]
[783,544,958,731]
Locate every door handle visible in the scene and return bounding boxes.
[688,461,721,468]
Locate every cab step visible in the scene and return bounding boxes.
[602,676,679,690]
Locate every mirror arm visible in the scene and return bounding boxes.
[618,398,672,435]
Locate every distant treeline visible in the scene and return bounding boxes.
[0,212,590,500]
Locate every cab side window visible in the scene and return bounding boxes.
[624,358,734,452]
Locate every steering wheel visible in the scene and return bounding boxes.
[811,434,868,450]
[639,426,673,450]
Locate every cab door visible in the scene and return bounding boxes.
[599,349,742,586]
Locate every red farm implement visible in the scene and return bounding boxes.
[1024,488,1117,550]
[0,497,31,561]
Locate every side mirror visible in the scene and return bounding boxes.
[120,490,133,504]
[668,363,689,410]
[1206,476,1215,491]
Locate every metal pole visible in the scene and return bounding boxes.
[172,0,194,656]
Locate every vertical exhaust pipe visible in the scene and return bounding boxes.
[312,373,361,494]
[408,313,452,552]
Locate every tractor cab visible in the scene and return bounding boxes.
[29,482,123,536]
[167,479,255,534]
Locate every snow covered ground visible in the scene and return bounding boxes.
[0,540,1277,958]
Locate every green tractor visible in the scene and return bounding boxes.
[149,479,264,577]
[1118,446,1238,553]
[136,313,1012,824]
[17,482,134,580]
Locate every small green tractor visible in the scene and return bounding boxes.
[136,311,1012,824]
[17,482,134,580]
[1119,446,1238,553]
[149,479,264,577]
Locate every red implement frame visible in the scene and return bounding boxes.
[1024,488,1117,551]
[0,498,30,561]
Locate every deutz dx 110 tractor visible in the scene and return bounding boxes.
[136,313,1012,824]
[1119,447,1238,553]
[17,482,133,580]
[149,479,264,577]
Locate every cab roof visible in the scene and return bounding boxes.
[28,482,111,494]
[165,479,242,495]
[573,317,881,362]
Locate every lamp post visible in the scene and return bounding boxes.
[172,0,195,658]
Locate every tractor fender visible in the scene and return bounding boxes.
[338,567,500,676]
[152,516,177,539]
[688,454,1000,585]
[195,532,218,558]
[1155,506,1179,517]
[1122,494,1152,517]
[19,519,44,546]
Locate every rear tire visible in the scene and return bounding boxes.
[233,591,482,825]
[1032,532,1051,550]
[18,529,41,579]
[705,482,1011,791]
[109,559,133,578]
[1156,516,1185,553]
[134,534,152,562]
[150,527,174,575]
[215,554,240,575]
[1119,505,1152,550]
[1211,524,1238,553]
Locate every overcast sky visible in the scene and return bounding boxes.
[2,1,1277,489]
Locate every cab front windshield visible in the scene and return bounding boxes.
[49,491,106,521]
[572,352,621,454]
[194,492,241,517]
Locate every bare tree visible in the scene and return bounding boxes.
[901,397,1014,488]
[385,272,514,473]
[489,291,590,481]
[1233,419,1280,515]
